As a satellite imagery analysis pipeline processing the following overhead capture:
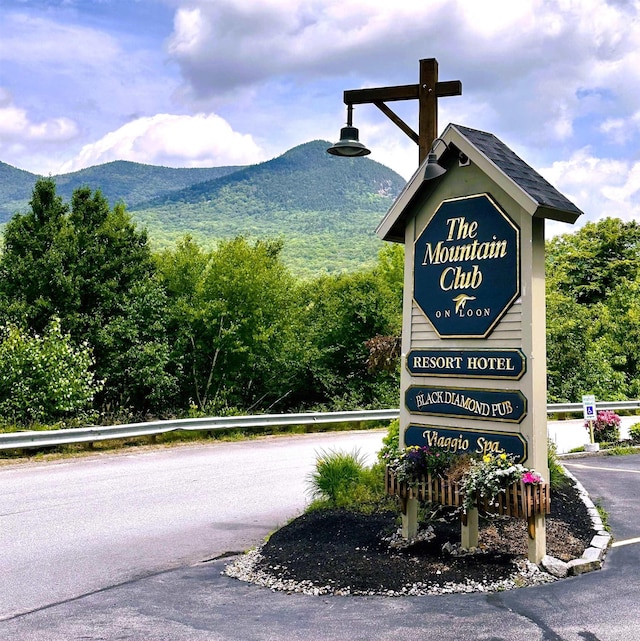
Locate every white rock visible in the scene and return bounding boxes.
[541,555,569,578]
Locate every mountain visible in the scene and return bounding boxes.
[53,161,244,209]
[0,142,406,275]
[0,160,243,221]
[0,162,41,220]
[131,141,406,274]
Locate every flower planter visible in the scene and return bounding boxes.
[385,466,550,519]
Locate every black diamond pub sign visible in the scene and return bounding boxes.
[413,193,520,338]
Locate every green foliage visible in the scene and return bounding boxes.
[547,440,569,490]
[0,160,242,223]
[0,318,100,425]
[306,450,389,513]
[0,179,177,415]
[158,236,304,413]
[16,166,640,424]
[128,141,404,277]
[295,264,401,410]
[608,445,639,456]
[630,422,640,444]
[378,419,400,464]
[307,448,369,506]
[1,143,404,277]
[546,218,640,402]
[546,217,640,306]
[0,161,40,221]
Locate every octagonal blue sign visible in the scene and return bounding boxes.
[413,194,520,338]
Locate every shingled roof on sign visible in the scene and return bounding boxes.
[452,124,582,217]
[376,123,583,243]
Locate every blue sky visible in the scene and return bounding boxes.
[1,0,640,236]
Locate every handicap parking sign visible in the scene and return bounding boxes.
[582,395,596,420]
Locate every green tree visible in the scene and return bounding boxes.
[295,266,401,409]
[0,317,101,425]
[0,179,176,415]
[546,218,640,305]
[603,276,640,398]
[545,218,639,402]
[546,289,626,402]
[0,178,73,330]
[158,236,303,413]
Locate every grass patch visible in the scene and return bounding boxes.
[548,439,570,490]
[606,445,640,456]
[306,449,393,514]
[594,499,612,534]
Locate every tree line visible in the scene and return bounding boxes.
[0,179,638,428]
[0,179,401,427]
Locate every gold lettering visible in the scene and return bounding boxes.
[422,235,509,267]
[439,265,483,291]
[475,437,506,456]
[445,216,478,241]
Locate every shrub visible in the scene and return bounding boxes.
[548,439,569,490]
[586,410,621,443]
[0,318,102,426]
[630,422,640,444]
[378,418,400,464]
[307,448,368,506]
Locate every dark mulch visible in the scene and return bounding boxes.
[254,481,594,592]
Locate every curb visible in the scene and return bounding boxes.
[541,464,610,578]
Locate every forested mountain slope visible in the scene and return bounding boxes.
[1,141,405,275]
[0,160,242,221]
[132,140,405,274]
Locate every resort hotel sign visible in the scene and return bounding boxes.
[413,193,520,338]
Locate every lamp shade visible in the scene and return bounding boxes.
[422,151,447,180]
[327,126,371,157]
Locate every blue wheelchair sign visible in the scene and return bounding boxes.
[582,395,596,421]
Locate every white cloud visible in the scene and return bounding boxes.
[0,89,78,144]
[3,0,640,213]
[0,12,120,67]
[59,113,266,171]
[166,0,640,156]
[541,147,640,232]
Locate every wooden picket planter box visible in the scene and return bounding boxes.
[384,466,550,519]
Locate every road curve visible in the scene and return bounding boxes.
[0,430,385,620]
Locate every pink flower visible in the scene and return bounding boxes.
[522,471,542,484]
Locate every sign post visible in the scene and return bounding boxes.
[582,394,597,449]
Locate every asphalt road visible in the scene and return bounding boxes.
[0,430,385,621]
[1,441,640,640]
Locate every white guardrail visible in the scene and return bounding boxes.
[1,401,638,452]
[0,409,400,451]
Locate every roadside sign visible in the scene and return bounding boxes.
[582,395,596,421]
